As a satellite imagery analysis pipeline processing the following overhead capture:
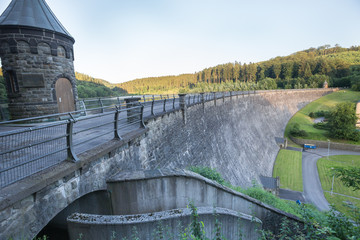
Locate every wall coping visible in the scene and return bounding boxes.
[67,206,261,225]
[107,169,302,223]
[290,136,360,152]
[0,128,148,212]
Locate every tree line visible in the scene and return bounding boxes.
[0,44,359,99]
[118,45,360,94]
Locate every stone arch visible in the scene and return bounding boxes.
[38,42,51,55]
[51,73,77,101]
[37,190,111,239]
[16,40,31,54]
[57,45,66,58]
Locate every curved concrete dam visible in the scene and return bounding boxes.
[140,89,334,186]
[0,89,335,239]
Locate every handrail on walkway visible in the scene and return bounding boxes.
[0,89,335,189]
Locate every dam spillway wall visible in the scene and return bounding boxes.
[140,89,333,186]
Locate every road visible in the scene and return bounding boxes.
[302,148,360,211]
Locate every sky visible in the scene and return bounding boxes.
[0,0,360,84]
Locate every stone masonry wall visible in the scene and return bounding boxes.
[140,89,333,186]
[0,89,334,239]
[0,27,77,118]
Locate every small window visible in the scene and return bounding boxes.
[57,46,66,58]
[6,70,19,93]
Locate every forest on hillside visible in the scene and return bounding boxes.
[118,45,360,94]
[0,45,359,100]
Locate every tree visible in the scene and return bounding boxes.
[327,102,359,141]
[332,167,360,191]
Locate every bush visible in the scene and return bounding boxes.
[309,110,329,118]
[313,122,329,130]
[290,123,308,137]
[188,166,226,185]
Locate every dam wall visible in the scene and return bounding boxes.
[140,89,334,186]
[0,89,335,239]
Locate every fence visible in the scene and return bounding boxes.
[0,89,333,189]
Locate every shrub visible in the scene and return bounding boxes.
[289,123,308,137]
[188,166,226,185]
[313,122,329,130]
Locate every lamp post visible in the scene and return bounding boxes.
[327,139,330,160]
[331,167,334,196]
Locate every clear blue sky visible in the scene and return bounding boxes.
[1,0,360,83]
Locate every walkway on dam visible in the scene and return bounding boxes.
[1,91,244,188]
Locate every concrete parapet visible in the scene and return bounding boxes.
[106,169,301,234]
[67,207,261,240]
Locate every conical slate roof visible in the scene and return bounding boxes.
[0,0,72,38]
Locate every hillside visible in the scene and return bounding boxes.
[118,45,360,94]
[1,45,359,99]
[0,70,128,100]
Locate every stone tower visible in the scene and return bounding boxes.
[0,0,77,119]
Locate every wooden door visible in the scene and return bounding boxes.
[55,78,75,113]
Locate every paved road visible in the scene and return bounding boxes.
[302,148,360,211]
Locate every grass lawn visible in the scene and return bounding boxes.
[273,149,303,192]
[317,155,360,217]
[285,90,360,144]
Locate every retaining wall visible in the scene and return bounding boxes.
[67,169,297,240]
[290,136,360,152]
[68,207,260,240]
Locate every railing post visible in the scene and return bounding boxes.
[140,105,145,128]
[173,95,176,110]
[151,96,155,116]
[81,100,87,116]
[117,97,121,106]
[200,92,205,112]
[99,98,104,113]
[222,92,225,102]
[125,97,141,123]
[188,95,191,105]
[163,98,167,112]
[212,92,216,106]
[179,93,187,124]
[230,91,233,100]
[66,116,79,162]
[114,107,121,139]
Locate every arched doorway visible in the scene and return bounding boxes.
[55,78,75,113]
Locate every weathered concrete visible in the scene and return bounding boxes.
[0,89,335,239]
[141,89,335,187]
[106,169,299,231]
[68,207,261,240]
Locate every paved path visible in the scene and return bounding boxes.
[279,188,305,202]
[302,148,360,211]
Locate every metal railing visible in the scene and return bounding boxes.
[0,104,144,188]
[1,89,332,189]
